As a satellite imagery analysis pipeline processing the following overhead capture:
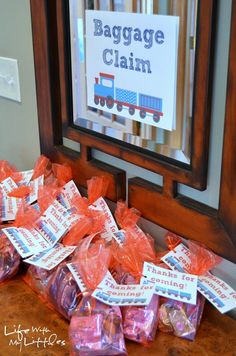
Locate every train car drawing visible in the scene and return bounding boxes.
[205,289,217,300]
[95,291,109,302]
[214,298,225,308]
[108,297,121,304]
[121,298,134,304]
[197,281,209,294]
[165,256,185,272]
[155,286,167,294]
[94,72,163,123]
[134,298,147,304]
[179,292,191,300]
[197,282,225,308]
[167,289,179,297]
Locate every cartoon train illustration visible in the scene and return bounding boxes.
[164,256,185,272]
[197,281,225,308]
[94,292,147,305]
[94,72,163,123]
[155,285,191,301]
[6,228,29,254]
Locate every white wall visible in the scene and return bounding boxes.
[0,0,40,170]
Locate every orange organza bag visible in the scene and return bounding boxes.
[112,201,156,281]
[73,233,111,291]
[31,155,51,180]
[62,176,108,246]
[68,234,127,356]
[52,163,72,187]
[0,160,22,184]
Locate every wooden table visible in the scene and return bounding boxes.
[1,276,236,356]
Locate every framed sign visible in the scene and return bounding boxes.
[86,10,179,131]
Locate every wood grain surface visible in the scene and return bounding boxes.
[0,276,236,356]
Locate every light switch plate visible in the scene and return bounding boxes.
[0,57,21,102]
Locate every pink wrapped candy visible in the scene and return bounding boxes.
[122,294,159,344]
[112,266,159,344]
[47,263,81,320]
[69,296,127,355]
[158,293,205,340]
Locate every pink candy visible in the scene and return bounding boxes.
[69,296,127,355]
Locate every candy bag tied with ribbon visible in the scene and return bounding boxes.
[62,176,108,246]
[158,234,222,340]
[112,202,159,345]
[46,261,82,320]
[69,234,127,356]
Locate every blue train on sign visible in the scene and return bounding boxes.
[94,72,163,123]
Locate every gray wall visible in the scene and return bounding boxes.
[0,0,40,170]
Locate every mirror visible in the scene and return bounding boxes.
[69,0,198,164]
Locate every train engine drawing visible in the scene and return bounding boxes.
[94,72,163,123]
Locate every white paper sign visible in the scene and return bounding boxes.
[92,275,155,306]
[141,262,197,305]
[57,180,81,209]
[161,243,236,313]
[86,10,179,131]
[92,197,119,241]
[24,244,76,270]
[36,200,71,246]
[2,227,50,258]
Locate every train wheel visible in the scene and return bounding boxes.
[153,112,160,123]
[140,110,146,119]
[106,96,114,109]
[129,106,135,115]
[117,103,122,112]
[94,96,99,105]
[100,97,105,107]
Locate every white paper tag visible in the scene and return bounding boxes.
[112,226,147,245]
[67,262,88,292]
[31,202,40,212]
[18,170,34,186]
[0,177,18,194]
[2,227,50,258]
[161,243,190,272]
[1,194,22,221]
[24,244,76,270]
[112,230,126,245]
[141,262,197,305]
[57,180,81,209]
[26,175,44,205]
[92,197,118,241]
[36,200,71,246]
[0,177,21,220]
[198,273,236,313]
[161,243,236,313]
[92,274,155,306]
